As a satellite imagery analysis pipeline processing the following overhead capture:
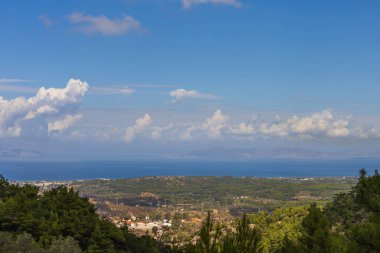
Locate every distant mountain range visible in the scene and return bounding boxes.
[1,147,380,160]
[173,147,362,160]
[0,149,42,158]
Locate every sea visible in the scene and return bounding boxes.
[0,158,379,181]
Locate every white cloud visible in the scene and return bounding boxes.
[229,123,255,135]
[327,119,350,138]
[91,86,135,95]
[182,110,229,140]
[48,114,82,133]
[151,124,174,139]
[0,79,88,138]
[0,78,31,83]
[24,105,58,120]
[180,125,197,140]
[182,0,242,9]
[0,79,35,93]
[68,12,142,36]
[178,109,380,142]
[39,15,53,27]
[127,84,175,88]
[202,110,229,138]
[124,114,153,142]
[169,89,216,102]
[369,127,380,138]
[259,110,351,139]
[351,126,368,139]
[90,127,123,142]
[0,85,37,93]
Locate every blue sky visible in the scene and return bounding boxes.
[0,0,380,159]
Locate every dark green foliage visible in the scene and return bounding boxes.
[249,206,308,252]
[47,236,82,253]
[275,235,302,253]
[325,169,380,253]
[0,174,18,200]
[38,187,98,248]
[297,203,338,253]
[0,232,82,253]
[0,232,43,253]
[260,169,380,253]
[0,175,172,253]
[278,169,380,253]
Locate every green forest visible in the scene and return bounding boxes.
[0,169,379,253]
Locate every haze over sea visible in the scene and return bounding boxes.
[1,158,379,181]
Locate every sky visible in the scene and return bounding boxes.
[0,0,380,159]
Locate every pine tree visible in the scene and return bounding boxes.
[298,203,334,253]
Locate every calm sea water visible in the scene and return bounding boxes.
[0,159,379,181]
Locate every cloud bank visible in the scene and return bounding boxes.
[178,109,380,142]
[259,110,351,140]
[4,79,378,146]
[68,108,380,144]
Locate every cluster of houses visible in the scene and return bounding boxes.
[109,215,172,235]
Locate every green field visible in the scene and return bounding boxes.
[72,176,356,213]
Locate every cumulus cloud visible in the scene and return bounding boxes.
[259,110,351,140]
[48,114,82,133]
[68,12,142,36]
[182,110,229,140]
[182,0,242,9]
[124,114,153,142]
[202,110,229,138]
[0,79,88,138]
[169,89,216,102]
[177,109,380,142]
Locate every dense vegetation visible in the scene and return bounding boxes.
[179,169,380,253]
[0,169,378,252]
[0,174,173,253]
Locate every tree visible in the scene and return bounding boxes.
[233,213,261,253]
[299,203,333,253]
[48,237,82,253]
[324,169,380,252]
[198,211,216,253]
